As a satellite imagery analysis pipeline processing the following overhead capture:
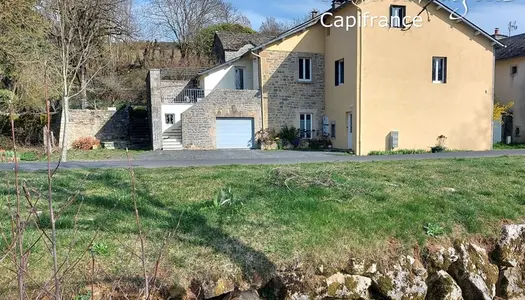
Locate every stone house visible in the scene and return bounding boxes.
[494,33,525,143]
[212,32,275,63]
[148,0,504,155]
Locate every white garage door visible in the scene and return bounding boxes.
[216,118,254,149]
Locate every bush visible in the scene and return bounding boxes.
[255,128,278,146]
[72,137,101,150]
[278,126,300,148]
[20,151,40,161]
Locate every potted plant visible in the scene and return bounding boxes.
[431,135,447,153]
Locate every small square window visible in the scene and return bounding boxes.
[165,114,175,124]
[432,57,447,83]
[511,66,518,75]
[390,5,406,28]
[331,123,336,138]
[335,59,344,86]
[299,58,312,82]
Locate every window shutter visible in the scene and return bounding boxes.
[432,58,436,81]
[299,59,304,80]
[443,57,447,83]
[341,60,345,84]
[305,59,311,80]
[335,61,339,86]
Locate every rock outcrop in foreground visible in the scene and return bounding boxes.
[166,224,525,300]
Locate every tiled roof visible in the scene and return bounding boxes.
[497,33,525,60]
[215,32,275,51]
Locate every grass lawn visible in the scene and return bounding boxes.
[493,142,525,150]
[1,157,525,295]
[14,148,145,162]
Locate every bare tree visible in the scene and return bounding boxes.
[44,0,130,162]
[259,17,289,36]
[145,0,230,58]
[217,2,251,27]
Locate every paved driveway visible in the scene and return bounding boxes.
[1,149,525,172]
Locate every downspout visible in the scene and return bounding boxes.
[352,3,364,156]
[251,51,265,130]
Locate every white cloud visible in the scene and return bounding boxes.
[464,1,525,36]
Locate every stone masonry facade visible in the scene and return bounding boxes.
[262,50,325,137]
[181,90,261,149]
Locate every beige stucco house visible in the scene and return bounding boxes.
[148,0,503,154]
[495,33,525,143]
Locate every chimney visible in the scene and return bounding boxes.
[332,0,345,9]
[495,28,500,35]
[311,9,319,19]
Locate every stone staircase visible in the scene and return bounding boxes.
[162,126,183,150]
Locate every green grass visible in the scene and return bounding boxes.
[493,142,525,150]
[1,157,525,294]
[11,148,145,162]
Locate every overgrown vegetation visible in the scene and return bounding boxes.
[2,157,525,297]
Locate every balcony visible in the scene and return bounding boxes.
[162,89,205,104]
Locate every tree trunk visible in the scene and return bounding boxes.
[60,95,69,162]
[79,66,88,109]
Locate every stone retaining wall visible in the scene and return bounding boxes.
[181,90,261,149]
[65,108,129,149]
[164,224,525,300]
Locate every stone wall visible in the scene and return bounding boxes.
[181,90,261,149]
[164,224,525,300]
[65,108,130,149]
[262,50,325,136]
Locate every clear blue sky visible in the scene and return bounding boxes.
[233,0,524,36]
[136,0,525,39]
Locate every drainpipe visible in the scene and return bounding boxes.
[251,51,265,130]
[354,5,364,156]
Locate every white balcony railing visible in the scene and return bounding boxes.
[162,89,205,104]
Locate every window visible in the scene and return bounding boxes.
[235,67,245,89]
[165,114,174,124]
[390,5,406,28]
[335,59,344,86]
[511,66,518,76]
[299,113,313,139]
[432,57,447,83]
[299,58,312,82]
[331,123,336,139]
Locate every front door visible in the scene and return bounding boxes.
[235,67,245,90]
[347,112,353,149]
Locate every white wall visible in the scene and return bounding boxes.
[202,57,254,96]
[161,104,193,133]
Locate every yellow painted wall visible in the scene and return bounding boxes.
[495,57,525,143]
[323,5,360,150]
[356,0,494,154]
[265,24,325,54]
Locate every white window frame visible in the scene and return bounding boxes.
[390,5,406,28]
[432,57,447,84]
[299,113,314,139]
[298,58,312,82]
[165,113,175,125]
